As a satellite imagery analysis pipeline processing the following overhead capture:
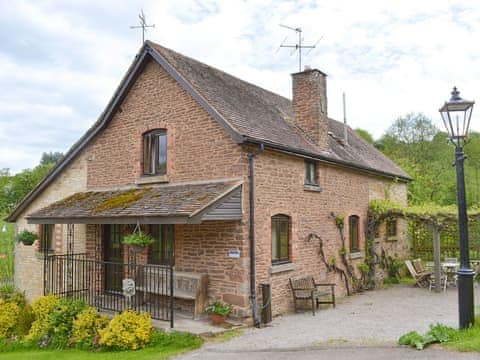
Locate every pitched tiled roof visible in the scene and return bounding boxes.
[27,180,242,224]
[149,42,410,180]
[7,41,409,222]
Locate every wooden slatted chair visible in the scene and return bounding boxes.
[405,260,431,288]
[289,276,335,315]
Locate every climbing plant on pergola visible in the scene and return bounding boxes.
[366,200,480,292]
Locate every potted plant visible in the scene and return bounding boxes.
[16,230,38,246]
[122,232,154,252]
[205,301,232,325]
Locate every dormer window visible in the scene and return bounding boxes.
[305,160,317,185]
[143,129,167,176]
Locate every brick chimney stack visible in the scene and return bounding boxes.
[292,68,328,150]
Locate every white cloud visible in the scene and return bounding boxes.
[2,0,480,172]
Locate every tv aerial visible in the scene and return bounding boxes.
[278,24,322,72]
[130,9,155,43]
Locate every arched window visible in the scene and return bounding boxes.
[271,214,290,264]
[143,129,167,175]
[349,215,360,252]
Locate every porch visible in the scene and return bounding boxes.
[24,180,245,328]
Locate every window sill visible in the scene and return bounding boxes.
[349,252,363,260]
[270,262,297,274]
[303,184,322,192]
[135,175,169,185]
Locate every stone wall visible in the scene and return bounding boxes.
[14,153,88,302]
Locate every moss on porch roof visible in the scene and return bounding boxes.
[27,180,242,224]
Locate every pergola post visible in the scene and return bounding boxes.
[426,223,441,292]
[432,225,442,293]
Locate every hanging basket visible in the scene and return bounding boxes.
[121,223,154,248]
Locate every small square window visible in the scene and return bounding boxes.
[305,160,317,185]
[386,219,397,237]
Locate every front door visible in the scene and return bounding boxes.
[103,224,124,293]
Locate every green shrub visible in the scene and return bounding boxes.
[27,295,60,341]
[383,277,400,285]
[47,298,87,348]
[99,310,153,350]
[0,300,20,339]
[72,307,109,349]
[14,304,35,336]
[0,286,26,308]
[399,323,454,350]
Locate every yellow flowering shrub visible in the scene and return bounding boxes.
[99,310,153,350]
[26,295,60,341]
[0,299,20,338]
[72,307,109,349]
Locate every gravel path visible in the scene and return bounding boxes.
[177,285,475,359]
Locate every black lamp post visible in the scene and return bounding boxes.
[439,87,475,329]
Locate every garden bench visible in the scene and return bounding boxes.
[136,267,208,319]
[289,276,335,315]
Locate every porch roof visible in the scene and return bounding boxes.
[26,180,242,224]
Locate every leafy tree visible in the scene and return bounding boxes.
[355,128,374,144]
[40,151,63,166]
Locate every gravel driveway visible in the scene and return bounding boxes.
[177,285,479,359]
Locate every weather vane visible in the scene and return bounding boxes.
[130,9,155,43]
[278,24,322,72]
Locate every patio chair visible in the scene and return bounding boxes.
[405,260,431,288]
[412,258,426,274]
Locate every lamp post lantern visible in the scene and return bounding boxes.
[439,87,475,329]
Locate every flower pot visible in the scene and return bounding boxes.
[21,239,35,246]
[210,313,227,325]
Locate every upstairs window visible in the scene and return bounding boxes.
[143,129,167,176]
[271,214,290,264]
[349,215,360,252]
[305,160,317,185]
[386,219,397,237]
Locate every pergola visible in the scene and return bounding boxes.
[368,200,480,292]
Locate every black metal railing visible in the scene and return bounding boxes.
[44,253,174,326]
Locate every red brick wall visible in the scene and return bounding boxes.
[85,59,246,188]
[175,221,249,318]
[75,56,407,319]
[250,150,407,315]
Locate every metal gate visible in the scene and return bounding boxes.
[44,253,174,327]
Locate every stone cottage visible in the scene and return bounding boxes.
[7,41,410,325]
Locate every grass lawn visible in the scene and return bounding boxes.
[442,317,480,352]
[0,220,14,282]
[0,332,203,360]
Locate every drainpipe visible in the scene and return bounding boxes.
[248,143,264,328]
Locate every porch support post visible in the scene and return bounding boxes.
[67,223,75,294]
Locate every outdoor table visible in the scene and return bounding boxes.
[442,262,458,287]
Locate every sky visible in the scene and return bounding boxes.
[1,0,480,173]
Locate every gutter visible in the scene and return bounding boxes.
[248,143,264,328]
[242,136,412,183]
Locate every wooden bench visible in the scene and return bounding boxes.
[289,276,335,315]
[136,267,208,319]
